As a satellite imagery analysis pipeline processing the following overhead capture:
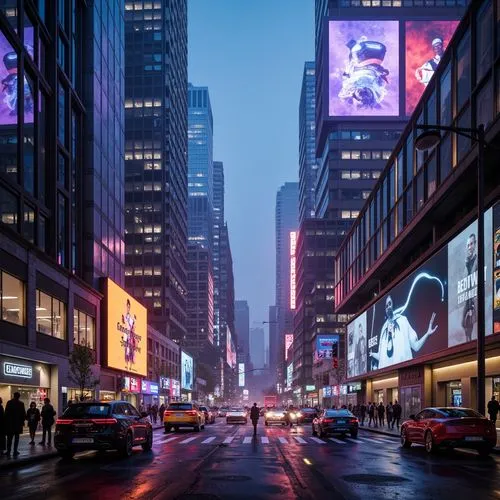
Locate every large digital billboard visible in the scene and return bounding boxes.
[328,20,399,117]
[315,335,340,361]
[226,329,236,369]
[405,21,459,115]
[238,362,245,387]
[105,278,147,376]
[347,313,367,378]
[290,231,297,310]
[285,333,294,361]
[0,29,34,125]
[286,363,293,389]
[181,351,193,391]
[494,203,500,333]
[448,210,493,346]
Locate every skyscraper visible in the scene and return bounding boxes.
[124,0,188,340]
[250,326,266,371]
[275,182,299,383]
[187,84,214,248]
[235,300,250,362]
[213,161,224,348]
[268,305,278,382]
[299,61,317,223]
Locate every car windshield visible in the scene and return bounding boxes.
[64,404,110,418]
[199,406,208,411]
[437,408,482,418]
[325,410,353,417]
[167,403,193,411]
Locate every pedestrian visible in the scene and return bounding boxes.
[151,404,158,424]
[348,403,353,413]
[0,397,5,455]
[250,402,260,436]
[360,403,366,426]
[368,402,375,427]
[377,402,385,427]
[26,402,41,445]
[386,402,394,429]
[392,400,402,429]
[5,392,26,457]
[39,397,56,447]
[159,403,166,421]
[488,396,499,424]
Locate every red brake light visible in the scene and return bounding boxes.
[56,419,73,425]
[165,411,173,416]
[349,418,358,424]
[91,418,118,425]
[187,410,197,416]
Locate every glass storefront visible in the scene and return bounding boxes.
[374,389,384,403]
[99,390,116,402]
[400,385,422,419]
[446,381,462,407]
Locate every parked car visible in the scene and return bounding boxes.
[163,402,205,432]
[54,401,153,459]
[298,408,318,424]
[226,407,248,425]
[199,405,215,424]
[400,407,497,456]
[312,409,358,438]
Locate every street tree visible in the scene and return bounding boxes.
[68,343,99,402]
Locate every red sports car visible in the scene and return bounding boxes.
[400,407,497,456]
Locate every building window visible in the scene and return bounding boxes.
[0,270,25,325]
[36,290,66,340]
[73,309,95,349]
[0,185,19,230]
[476,0,493,83]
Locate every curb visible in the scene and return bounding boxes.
[0,450,59,471]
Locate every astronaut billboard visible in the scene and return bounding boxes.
[405,21,459,115]
[328,20,399,117]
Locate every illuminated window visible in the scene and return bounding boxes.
[73,309,95,349]
[0,271,25,326]
[351,151,361,160]
[341,210,352,219]
[341,151,351,160]
[36,290,66,340]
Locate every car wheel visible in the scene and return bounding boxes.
[400,429,412,448]
[265,421,269,426]
[174,426,179,432]
[350,430,358,439]
[201,424,205,430]
[194,424,200,432]
[121,432,133,458]
[478,446,492,457]
[424,431,436,454]
[142,431,153,452]
[58,450,74,460]
[312,425,317,436]
[164,424,171,434]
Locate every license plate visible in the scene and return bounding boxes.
[176,413,184,417]
[72,437,94,444]
[465,436,483,441]
[337,420,345,424]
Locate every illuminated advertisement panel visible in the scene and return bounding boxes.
[226,329,236,368]
[181,351,193,391]
[328,20,399,117]
[285,334,294,361]
[494,203,500,333]
[286,363,293,388]
[448,210,493,346]
[347,312,367,378]
[105,278,147,376]
[238,363,245,387]
[315,335,340,360]
[290,231,297,310]
[171,379,180,398]
[405,20,459,115]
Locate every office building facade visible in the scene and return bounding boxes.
[235,300,250,362]
[124,0,188,340]
[212,160,224,347]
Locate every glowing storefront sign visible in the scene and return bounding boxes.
[285,334,294,361]
[290,231,297,310]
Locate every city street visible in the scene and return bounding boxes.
[1,420,499,499]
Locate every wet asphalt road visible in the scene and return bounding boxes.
[1,420,499,499]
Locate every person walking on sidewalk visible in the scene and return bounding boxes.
[359,403,366,426]
[368,402,375,427]
[250,402,260,436]
[488,396,499,423]
[0,397,5,455]
[39,398,56,447]
[386,402,394,429]
[377,402,385,427]
[26,402,41,445]
[5,392,26,457]
[392,400,402,430]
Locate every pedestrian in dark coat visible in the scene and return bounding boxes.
[488,396,499,423]
[392,400,402,429]
[26,402,41,444]
[39,398,56,446]
[5,392,26,456]
[359,403,367,426]
[0,397,6,454]
[377,402,385,427]
[368,402,375,427]
[250,402,260,436]
[386,402,394,429]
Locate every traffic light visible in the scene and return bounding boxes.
[331,343,338,369]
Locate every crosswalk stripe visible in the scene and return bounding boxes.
[278,437,288,444]
[180,436,198,444]
[202,437,217,444]
[310,437,325,444]
[223,436,234,444]
[344,438,361,443]
[329,437,346,444]
[243,437,253,444]
[157,436,179,444]
[294,437,307,444]
[261,437,269,444]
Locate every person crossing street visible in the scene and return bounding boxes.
[250,402,260,436]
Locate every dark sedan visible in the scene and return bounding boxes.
[298,408,318,424]
[312,409,359,438]
[54,401,153,459]
[401,407,497,456]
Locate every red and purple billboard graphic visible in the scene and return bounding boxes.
[285,334,294,361]
[290,231,297,310]
[328,20,399,117]
[405,20,459,115]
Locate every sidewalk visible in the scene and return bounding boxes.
[0,424,165,471]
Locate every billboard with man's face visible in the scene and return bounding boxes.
[328,20,399,117]
[405,20,459,115]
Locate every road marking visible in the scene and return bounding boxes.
[223,436,235,444]
[310,437,326,444]
[157,436,179,444]
[329,437,346,444]
[344,438,360,443]
[261,437,269,444]
[294,437,307,444]
[180,436,198,444]
[243,436,253,444]
[202,436,217,444]
[278,437,288,444]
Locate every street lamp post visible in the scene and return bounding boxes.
[415,123,486,415]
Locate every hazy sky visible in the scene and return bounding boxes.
[188,0,315,329]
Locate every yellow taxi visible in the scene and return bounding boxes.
[163,402,205,432]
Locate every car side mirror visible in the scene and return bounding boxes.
[141,411,148,418]
[409,414,416,420]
